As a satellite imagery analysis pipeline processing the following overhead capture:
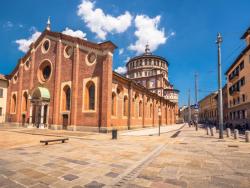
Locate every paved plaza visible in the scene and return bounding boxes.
[0,124,250,188]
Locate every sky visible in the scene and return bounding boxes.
[0,0,250,107]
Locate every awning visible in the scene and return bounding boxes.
[31,87,50,101]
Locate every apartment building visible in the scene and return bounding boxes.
[225,26,250,127]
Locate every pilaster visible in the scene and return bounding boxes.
[100,52,113,129]
[17,60,24,123]
[70,43,80,127]
[52,40,62,125]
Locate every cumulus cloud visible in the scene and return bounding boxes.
[62,27,87,40]
[128,15,169,54]
[119,48,124,55]
[114,66,127,75]
[77,0,132,40]
[15,30,41,53]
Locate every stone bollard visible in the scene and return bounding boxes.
[245,131,250,142]
[234,129,239,139]
[210,127,214,136]
[226,128,231,137]
[206,127,209,135]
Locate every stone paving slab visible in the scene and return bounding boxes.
[0,125,250,187]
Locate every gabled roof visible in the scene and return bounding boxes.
[8,29,117,77]
[241,26,250,39]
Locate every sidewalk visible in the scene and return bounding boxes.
[120,124,185,136]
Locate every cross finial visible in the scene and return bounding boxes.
[46,16,51,31]
[145,42,151,55]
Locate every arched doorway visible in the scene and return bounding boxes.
[30,87,50,128]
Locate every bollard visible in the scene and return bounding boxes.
[112,129,117,139]
[245,131,250,142]
[206,127,209,135]
[210,127,214,136]
[226,128,231,137]
[234,129,239,139]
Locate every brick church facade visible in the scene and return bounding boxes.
[5,21,178,132]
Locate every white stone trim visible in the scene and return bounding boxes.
[82,77,98,113]
[60,81,72,113]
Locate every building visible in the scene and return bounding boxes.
[126,44,179,121]
[0,74,8,123]
[179,105,196,123]
[5,20,178,132]
[198,92,218,124]
[225,26,250,127]
[222,84,228,122]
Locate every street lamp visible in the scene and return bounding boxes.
[158,108,162,136]
[216,33,224,139]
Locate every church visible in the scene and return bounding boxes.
[6,19,179,132]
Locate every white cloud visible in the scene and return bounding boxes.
[77,0,132,40]
[124,57,130,63]
[128,15,169,54]
[119,48,124,55]
[114,66,127,75]
[62,27,87,40]
[15,30,41,53]
[3,21,13,28]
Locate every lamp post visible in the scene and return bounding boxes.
[216,33,224,139]
[158,108,162,136]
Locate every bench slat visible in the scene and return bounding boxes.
[40,138,69,144]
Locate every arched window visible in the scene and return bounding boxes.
[112,92,116,116]
[22,92,28,112]
[150,104,152,118]
[123,96,128,116]
[131,98,135,117]
[139,100,143,117]
[62,85,71,111]
[11,94,17,113]
[85,81,95,110]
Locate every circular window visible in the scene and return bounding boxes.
[42,39,50,53]
[64,45,73,58]
[24,58,30,70]
[86,52,97,65]
[38,60,52,83]
[13,74,18,83]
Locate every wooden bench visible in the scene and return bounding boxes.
[40,138,69,145]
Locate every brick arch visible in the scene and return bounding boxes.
[22,91,28,112]
[111,92,117,116]
[62,85,71,111]
[11,94,17,113]
[85,81,95,110]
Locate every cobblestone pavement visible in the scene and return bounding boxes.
[0,125,250,188]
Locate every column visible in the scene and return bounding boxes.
[28,103,33,128]
[46,105,50,126]
[40,104,45,129]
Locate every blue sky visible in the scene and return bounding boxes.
[0,0,250,107]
